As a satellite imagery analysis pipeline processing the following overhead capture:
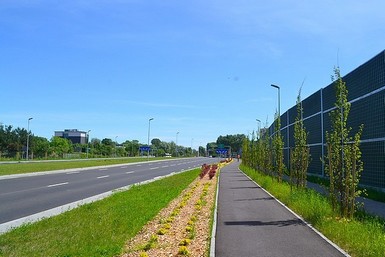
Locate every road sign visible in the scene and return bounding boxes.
[139,146,151,151]
[216,148,228,154]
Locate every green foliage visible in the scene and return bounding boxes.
[272,113,285,182]
[325,67,364,218]
[216,134,246,154]
[178,246,190,255]
[290,90,310,189]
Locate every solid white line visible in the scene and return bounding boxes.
[47,182,68,188]
[97,175,109,179]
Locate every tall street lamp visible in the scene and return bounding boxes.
[176,131,179,157]
[148,118,154,160]
[26,117,33,160]
[256,119,261,139]
[86,130,91,158]
[270,84,281,117]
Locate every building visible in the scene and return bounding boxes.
[267,50,385,190]
[54,129,89,144]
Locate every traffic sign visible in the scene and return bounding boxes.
[139,146,151,151]
[216,148,228,154]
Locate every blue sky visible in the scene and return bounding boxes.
[1,1,384,148]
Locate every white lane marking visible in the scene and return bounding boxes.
[126,171,134,174]
[47,182,69,188]
[162,165,169,168]
[170,164,176,166]
[136,165,142,167]
[150,167,159,170]
[97,175,109,179]
[98,168,108,171]
[121,166,128,169]
[66,171,79,174]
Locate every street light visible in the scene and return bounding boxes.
[176,131,179,157]
[148,118,154,160]
[26,117,33,160]
[270,84,281,117]
[86,130,91,158]
[256,119,261,139]
[115,136,118,158]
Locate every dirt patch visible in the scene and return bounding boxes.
[120,164,221,257]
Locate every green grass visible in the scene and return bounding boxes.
[240,165,385,257]
[0,168,199,257]
[307,174,385,203]
[0,157,171,176]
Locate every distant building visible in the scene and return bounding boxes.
[54,129,89,144]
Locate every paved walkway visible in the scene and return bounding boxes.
[214,161,348,257]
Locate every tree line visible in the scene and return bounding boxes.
[0,124,247,161]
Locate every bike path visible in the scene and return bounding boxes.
[214,161,348,257]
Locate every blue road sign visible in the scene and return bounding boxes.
[216,148,228,154]
[139,146,151,151]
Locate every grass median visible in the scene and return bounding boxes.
[0,157,170,176]
[240,165,385,257]
[0,168,199,257]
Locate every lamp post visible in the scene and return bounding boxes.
[115,136,118,158]
[26,117,33,160]
[256,119,261,139]
[176,131,179,157]
[86,130,91,158]
[191,138,194,157]
[148,118,154,160]
[270,84,281,117]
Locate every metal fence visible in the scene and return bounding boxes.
[267,50,385,190]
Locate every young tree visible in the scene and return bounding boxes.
[325,67,364,218]
[290,90,310,189]
[272,112,284,182]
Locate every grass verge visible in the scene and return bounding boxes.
[307,174,385,203]
[0,168,199,257]
[0,157,170,176]
[240,164,385,257]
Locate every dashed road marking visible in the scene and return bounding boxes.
[97,175,109,179]
[47,182,69,188]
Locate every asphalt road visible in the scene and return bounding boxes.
[215,161,348,257]
[0,157,217,226]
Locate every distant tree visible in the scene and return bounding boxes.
[151,138,161,148]
[216,134,246,154]
[50,136,72,157]
[272,112,284,182]
[32,136,50,158]
[290,89,310,189]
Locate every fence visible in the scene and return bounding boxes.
[267,50,385,190]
